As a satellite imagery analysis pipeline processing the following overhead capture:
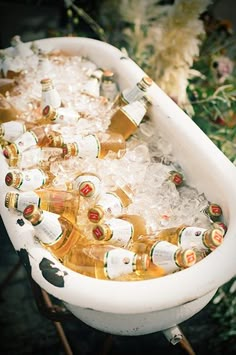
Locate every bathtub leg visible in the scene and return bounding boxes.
[162,325,196,355]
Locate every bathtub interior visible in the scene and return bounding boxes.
[0,37,236,322]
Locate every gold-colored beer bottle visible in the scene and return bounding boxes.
[0,94,21,122]
[71,172,102,198]
[100,70,119,103]
[63,243,150,280]
[23,205,88,260]
[5,167,57,191]
[81,68,103,97]
[108,95,151,140]
[152,225,224,251]
[40,78,62,110]
[62,131,126,160]
[6,146,63,169]
[92,214,147,246]
[3,125,52,159]
[87,184,133,223]
[5,189,80,224]
[40,105,80,126]
[117,76,153,107]
[130,239,197,274]
[0,120,36,143]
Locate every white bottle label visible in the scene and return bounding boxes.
[179,227,207,249]
[121,101,146,127]
[77,135,99,158]
[19,169,45,191]
[41,89,61,110]
[1,121,25,142]
[73,174,101,197]
[107,218,133,246]
[104,248,135,279]
[34,211,62,245]
[151,241,179,273]
[14,131,38,153]
[122,86,144,103]
[17,191,40,212]
[53,108,79,125]
[97,192,123,216]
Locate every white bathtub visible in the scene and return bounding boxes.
[0,37,236,336]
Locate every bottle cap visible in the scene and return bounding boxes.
[205,203,222,220]
[40,78,53,91]
[168,170,184,186]
[23,204,42,224]
[87,206,104,223]
[208,228,224,249]
[5,171,21,187]
[102,70,114,79]
[92,224,111,241]
[3,144,18,158]
[79,181,96,198]
[40,78,52,85]
[42,105,56,121]
[142,76,153,86]
[181,249,197,267]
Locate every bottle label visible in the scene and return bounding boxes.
[1,121,25,142]
[121,101,146,126]
[106,218,133,246]
[122,86,144,104]
[16,191,40,212]
[77,135,100,158]
[104,248,135,279]
[19,169,45,191]
[33,211,63,244]
[73,174,101,197]
[53,108,79,125]
[100,82,118,102]
[97,192,123,216]
[179,227,207,249]
[150,241,179,273]
[41,89,61,110]
[14,131,38,153]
